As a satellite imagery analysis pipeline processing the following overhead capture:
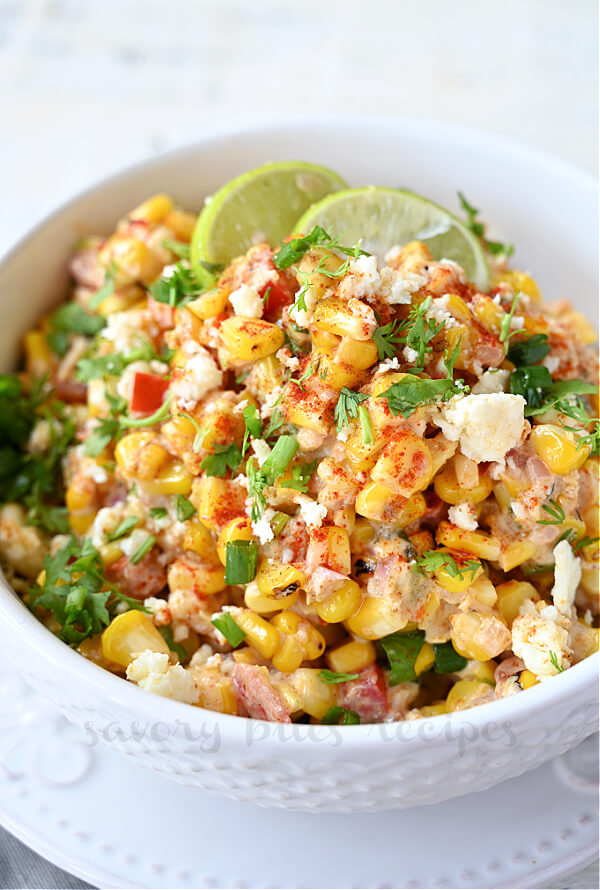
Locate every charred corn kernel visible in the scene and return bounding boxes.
[355,481,396,520]
[318,354,365,390]
[285,396,330,434]
[140,460,192,496]
[313,297,372,341]
[519,669,540,689]
[419,703,448,717]
[232,646,265,664]
[187,288,229,320]
[115,431,159,476]
[499,540,537,571]
[220,317,284,361]
[371,431,433,497]
[494,270,542,303]
[434,462,493,505]
[315,579,362,623]
[581,563,599,596]
[194,670,237,714]
[244,581,298,613]
[326,638,376,673]
[443,293,472,322]
[271,610,326,662]
[530,423,590,475]
[472,294,504,334]
[345,595,407,639]
[272,680,303,714]
[450,612,507,662]
[470,578,497,608]
[183,519,219,561]
[290,668,336,719]
[436,521,501,561]
[256,561,307,597]
[164,209,197,241]
[217,517,254,565]
[129,193,173,223]
[434,552,483,593]
[446,680,493,712]
[271,634,305,672]
[101,610,169,667]
[311,328,340,355]
[344,427,385,473]
[98,541,124,566]
[456,659,497,685]
[336,337,379,369]
[23,331,53,376]
[168,559,226,594]
[496,580,540,625]
[408,529,435,557]
[414,642,436,676]
[350,517,376,549]
[101,237,163,285]
[97,284,145,317]
[234,609,280,659]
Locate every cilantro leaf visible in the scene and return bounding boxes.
[321,706,360,725]
[433,642,468,674]
[175,494,196,522]
[536,499,566,526]
[334,387,368,433]
[88,262,117,310]
[400,296,445,370]
[318,669,360,684]
[509,365,553,411]
[48,303,105,339]
[273,226,368,270]
[106,516,138,542]
[379,630,426,684]
[506,334,550,367]
[242,403,263,455]
[416,550,482,581]
[200,443,243,478]
[373,320,405,361]
[149,262,205,308]
[279,459,317,493]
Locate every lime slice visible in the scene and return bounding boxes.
[294,186,490,290]
[190,162,347,278]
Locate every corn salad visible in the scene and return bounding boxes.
[0,185,598,725]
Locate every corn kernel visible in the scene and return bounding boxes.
[313,297,372,341]
[290,668,336,719]
[129,193,174,223]
[139,460,192,496]
[194,670,237,714]
[187,288,229,320]
[164,209,197,241]
[256,561,307,597]
[499,540,537,571]
[371,430,433,497]
[345,595,407,639]
[183,520,219,562]
[23,331,53,376]
[450,611,508,661]
[436,521,501,561]
[326,639,376,673]
[101,611,169,667]
[530,423,591,475]
[315,579,362,623]
[244,581,298,614]
[434,461,492,505]
[414,641,436,676]
[446,679,493,712]
[434,550,483,593]
[496,580,539,626]
[519,669,540,689]
[234,609,280,659]
[217,517,254,565]
[494,270,542,303]
[336,337,379,369]
[220,317,284,361]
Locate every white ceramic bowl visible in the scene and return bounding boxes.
[0,118,598,813]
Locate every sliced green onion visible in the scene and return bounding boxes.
[211,612,245,647]
[129,534,156,565]
[358,404,374,445]
[321,706,360,725]
[318,669,359,685]
[224,540,258,585]
[175,494,196,522]
[105,516,138,542]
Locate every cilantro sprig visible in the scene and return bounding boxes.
[321,706,360,725]
[334,387,368,433]
[399,297,445,370]
[30,537,145,645]
[273,226,368,270]
[379,342,467,418]
[246,435,299,520]
[536,499,566,527]
[416,550,481,581]
[200,443,243,478]
[318,669,360,684]
[373,319,405,361]
[149,262,205,308]
[46,303,105,356]
[506,333,550,367]
[510,371,597,417]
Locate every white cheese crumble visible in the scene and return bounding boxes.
[345,255,381,299]
[403,346,419,364]
[88,463,108,485]
[229,283,264,318]
[170,349,223,409]
[103,309,154,352]
[251,438,271,467]
[472,368,510,394]
[448,502,478,531]
[87,506,126,549]
[251,508,275,545]
[126,650,198,704]
[437,393,526,465]
[550,540,581,614]
[427,295,459,328]
[378,357,401,373]
[297,495,327,528]
[143,597,170,623]
[512,600,572,679]
[542,355,560,374]
[27,419,52,454]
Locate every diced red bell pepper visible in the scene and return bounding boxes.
[129,372,169,414]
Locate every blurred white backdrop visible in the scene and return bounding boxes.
[0,0,597,249]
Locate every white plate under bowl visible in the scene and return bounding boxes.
[0,663,598,889]
[0,118,598,813]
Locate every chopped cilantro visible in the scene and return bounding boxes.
[379,342,467,417]
[200,442,243,478]
[379,630,425,684]
[273,226,368,270]
[318,669,360,684]
[536,499,566,527]
[416,550,481,581]
[400,297,445,370]
[149,262,204,308]
[433,642,468,674]
[279,459,317,493]
[175,494,196,522]
[242,403,263,455]
[373,319,404,361]
[321,706,360,725]
[46,303,105,356]
[334,387,368,433]
[506,333,550,367]
[148,507,168,520]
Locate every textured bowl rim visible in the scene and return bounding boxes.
[0,115,598,748]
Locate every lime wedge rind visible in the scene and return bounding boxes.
[190,161,347,278]
[294,186,490,291]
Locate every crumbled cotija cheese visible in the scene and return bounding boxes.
[298,496,327,528]
[472,369,510,394]
[448,502,478,531]
[229,283,264,318]
[170,349,223,409]
[103,309,155,352]
[251,438,271,467]
[512,600,572,679]
[437,393,526,464]
[126,650,198,703]
[251,508,275,544]
[550,540,581,614]
[120,527,153,558]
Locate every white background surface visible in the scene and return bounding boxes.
[0,1,597,888]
